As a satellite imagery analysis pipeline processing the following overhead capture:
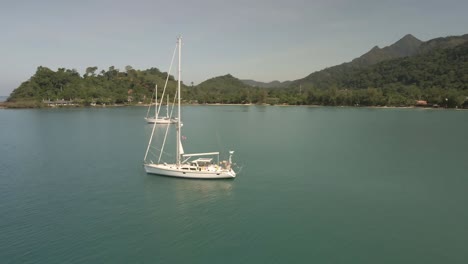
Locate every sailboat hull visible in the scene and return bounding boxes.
[144,164,236,179]
[145,117,177,124]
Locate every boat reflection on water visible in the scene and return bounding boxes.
[174,179,234,201]
[143,176,234,205]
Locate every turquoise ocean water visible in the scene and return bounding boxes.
[0,106,467,263]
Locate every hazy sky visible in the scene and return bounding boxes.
[1,0,468,95]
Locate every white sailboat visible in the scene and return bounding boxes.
[145,85,177,124]
[143,36,236,179]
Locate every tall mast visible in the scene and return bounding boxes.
[155,84,158,118]
[176,36,182,166]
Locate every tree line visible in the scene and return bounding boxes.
[8,66,180,106]
[7,42,468,108]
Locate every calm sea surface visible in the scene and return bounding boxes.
[0,106,467,263]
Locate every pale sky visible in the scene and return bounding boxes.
[1,0,468,95]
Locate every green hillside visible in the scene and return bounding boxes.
[7,66,181,106]
[344,42,468,90]
[240,79,292,88]
[5,33,468,108]
[418,34,468,54]
[188,74,266,104]
[286,41,468,107]
[352,34,423,66]
[291,34,468,90]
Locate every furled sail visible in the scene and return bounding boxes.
[179,138,185,155]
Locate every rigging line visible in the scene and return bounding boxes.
[157,43,178,117]
[146,88,155,118]
[144,115,158,162]
[158,87,179,164]
[154,85,158,119]
[215,130,226,154]
[169,88,178,120]
[164,84,178,122]
[145,44,176,163]
[150,150,174,160]
[158,123,172,163]
[151,145,174,157]
[164,66,179,121]
[161,151,174,159]
[235,164,244,175]
[150,145,161,151]
[151,44,178,163]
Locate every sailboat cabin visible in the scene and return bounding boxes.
[191,158,213,167]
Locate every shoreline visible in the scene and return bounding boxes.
[1,101,466,110]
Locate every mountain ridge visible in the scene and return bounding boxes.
[240,79,292,88]
[290,33,468,89]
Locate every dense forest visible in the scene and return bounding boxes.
[289,41,468,107]
[5,34,468,108]
[7,66,180,106]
